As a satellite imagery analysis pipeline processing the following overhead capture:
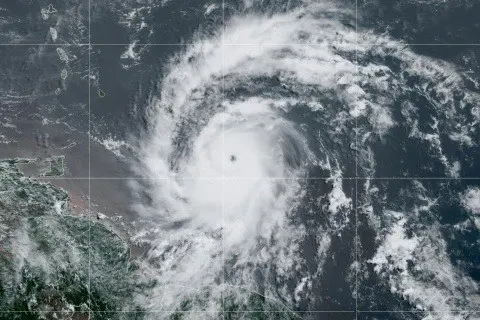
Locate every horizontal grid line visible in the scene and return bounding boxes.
[0,310,478,313]
[34,176,480,180]
[2,43,480,46]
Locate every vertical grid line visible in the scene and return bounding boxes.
[221,0,226,319]
[88,0,92,317]
[355,0,359,318]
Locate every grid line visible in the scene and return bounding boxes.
[88,0,92,316]
[1,310,479,313]
[355,0,359,318]
[2,42,480,46]
[221,0,226,317]
[36,177,480,180]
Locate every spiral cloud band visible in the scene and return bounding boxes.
[127,1,480,318]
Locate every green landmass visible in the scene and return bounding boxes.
[0,160,135,319]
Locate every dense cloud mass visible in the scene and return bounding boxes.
[124,1,480,318]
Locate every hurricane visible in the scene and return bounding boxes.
[118,0,480,318]
[1,0,480,319]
